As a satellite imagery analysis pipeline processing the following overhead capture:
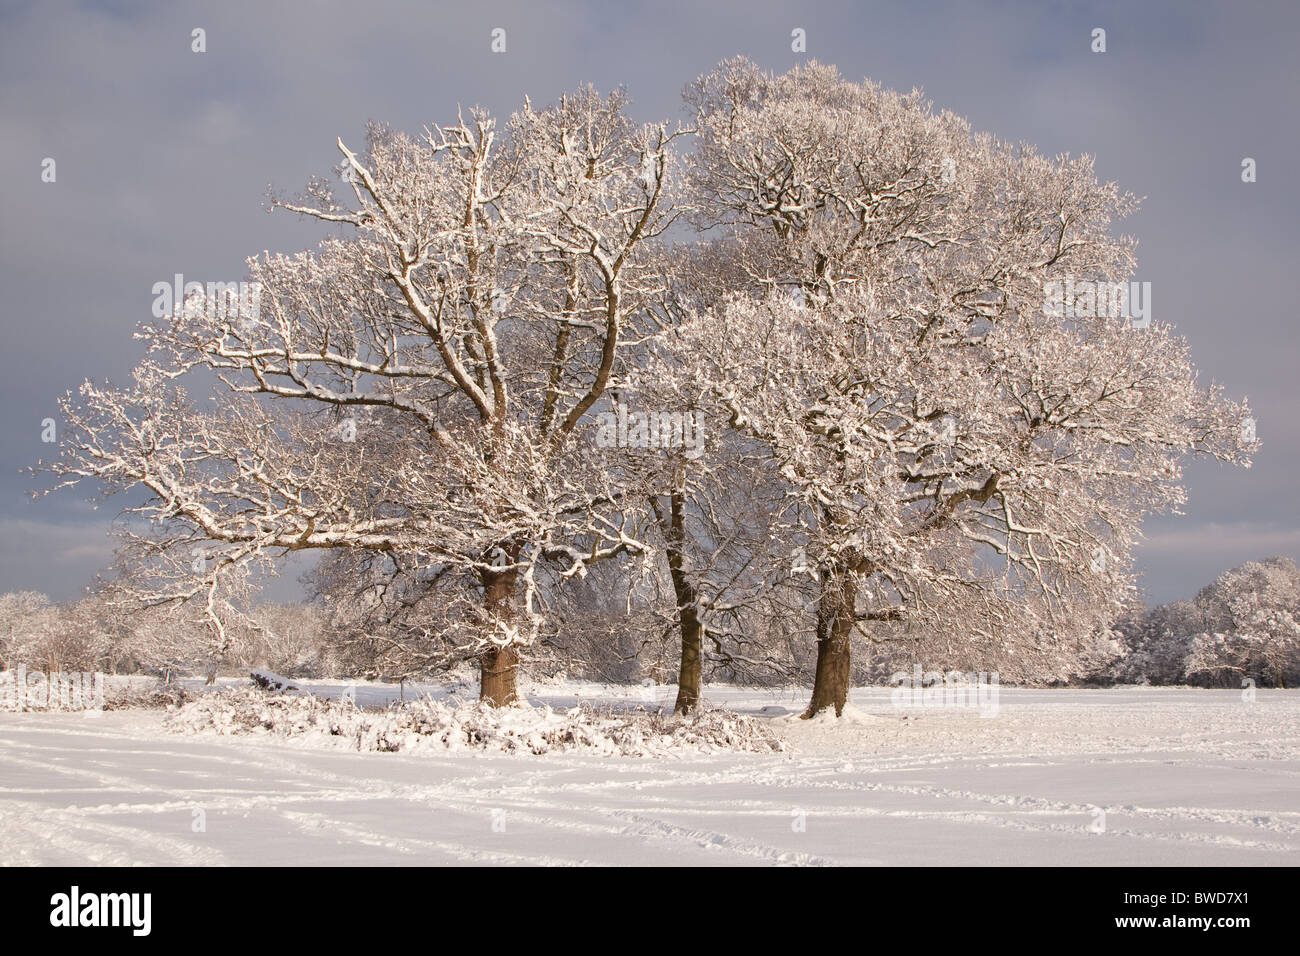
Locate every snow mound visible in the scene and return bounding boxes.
[164,686,786,757]
[772,703,881,725]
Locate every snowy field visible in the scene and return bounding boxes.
[1,683,1297,866]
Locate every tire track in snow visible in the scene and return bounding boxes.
[0,798,229,866]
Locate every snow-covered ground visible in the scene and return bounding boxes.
[1,682,1297,866]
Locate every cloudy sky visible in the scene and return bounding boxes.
[1,0,1296,607]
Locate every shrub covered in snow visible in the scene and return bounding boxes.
[164,686,785,756]
[103,678,192,711]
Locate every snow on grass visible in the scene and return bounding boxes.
[0,682,1297,866]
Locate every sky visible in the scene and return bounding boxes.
[1,0,1296,607]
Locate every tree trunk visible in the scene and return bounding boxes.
[478,551,520,707]
[673,606,703,715]
[656,488,704,715]
[802,563,857,718]
[479,644,519,707]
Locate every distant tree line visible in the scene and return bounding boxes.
[1107,556,1300,688]
[2,555,1295,690]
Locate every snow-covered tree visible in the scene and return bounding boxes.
[1111,598,1200,684]
[641,447,800,712]
[36,59,1260,714]
[0,591,122,674]
[43,87,682,705]
[1183,557,1300,687]
[1118,556,1300,687]
[0,591,59,671]
[239,602,330,678]
[673,58,1256,715]
[622,242,812,712]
